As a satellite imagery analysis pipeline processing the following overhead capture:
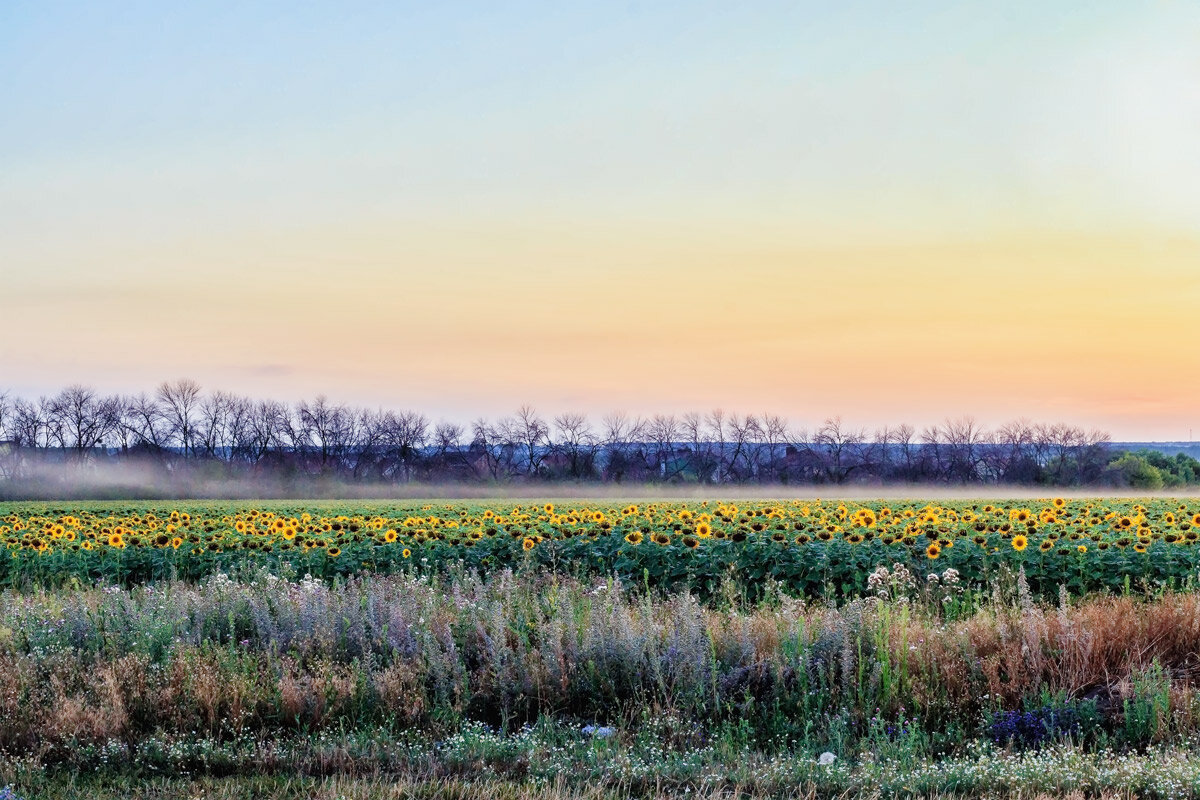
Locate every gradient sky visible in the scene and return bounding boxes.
[3,1,1199,440]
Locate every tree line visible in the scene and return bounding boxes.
[0,379,1155,487]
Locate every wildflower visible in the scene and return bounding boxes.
[582,724,615,739]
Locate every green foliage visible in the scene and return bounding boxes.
[1105,454,1165,490]
[1122,661,1173,747]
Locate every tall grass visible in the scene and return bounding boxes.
[5,568,1200,762]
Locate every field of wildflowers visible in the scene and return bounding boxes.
[4,498,1200,600]
[6,499,1200,797]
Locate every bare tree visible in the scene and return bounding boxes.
[297,395,354,473]
[697,409,725,483]
[245,400,291,465]
[120,392,170,456]
[0,391,14,479]
[601,411,645,482]
[647,414,682,481]
[0,391,10,442]
[726,412,762,483]
[762,414,790,483]
[943,416,989,483]
[431,421,466,480]
[47,385,118,460]
[197,391,235,460]
[990,419,1037,483]
[508,405,549,477]
[12,397,53,450]
[813,416,869,484]
[379,409,429,482]
[224,395,255,463]
[157,379,203,458]
[553,412,596,480]
[893,423,916,480]
[470,417,511,480]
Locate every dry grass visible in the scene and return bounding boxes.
[6,572,1200,758]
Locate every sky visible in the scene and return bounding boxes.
[2,1,1199,440]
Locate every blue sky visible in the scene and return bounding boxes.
[2,2,1199,438]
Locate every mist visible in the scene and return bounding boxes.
[3,459,1198,503]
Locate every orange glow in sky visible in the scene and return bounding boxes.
[3,3,1199,440]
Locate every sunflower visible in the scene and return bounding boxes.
[108,533,124,548]
[1039,539,1054,552]
[682,535,699,549]
[522,537,537,551]
[326,546,341,557]
[696,522,711,538]
[624,531,644,545]
[1012,535,1028,552]
[402,548,411,558]
[384,529,398,543]
[926,543,940,559]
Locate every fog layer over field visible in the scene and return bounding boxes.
[2,461,1198,502]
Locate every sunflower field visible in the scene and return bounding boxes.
[4,498,1200,600]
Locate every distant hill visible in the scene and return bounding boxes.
[1115,443,1200,459]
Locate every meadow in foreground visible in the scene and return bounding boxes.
[4,563,1200,796]
[7,499,1200,798]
